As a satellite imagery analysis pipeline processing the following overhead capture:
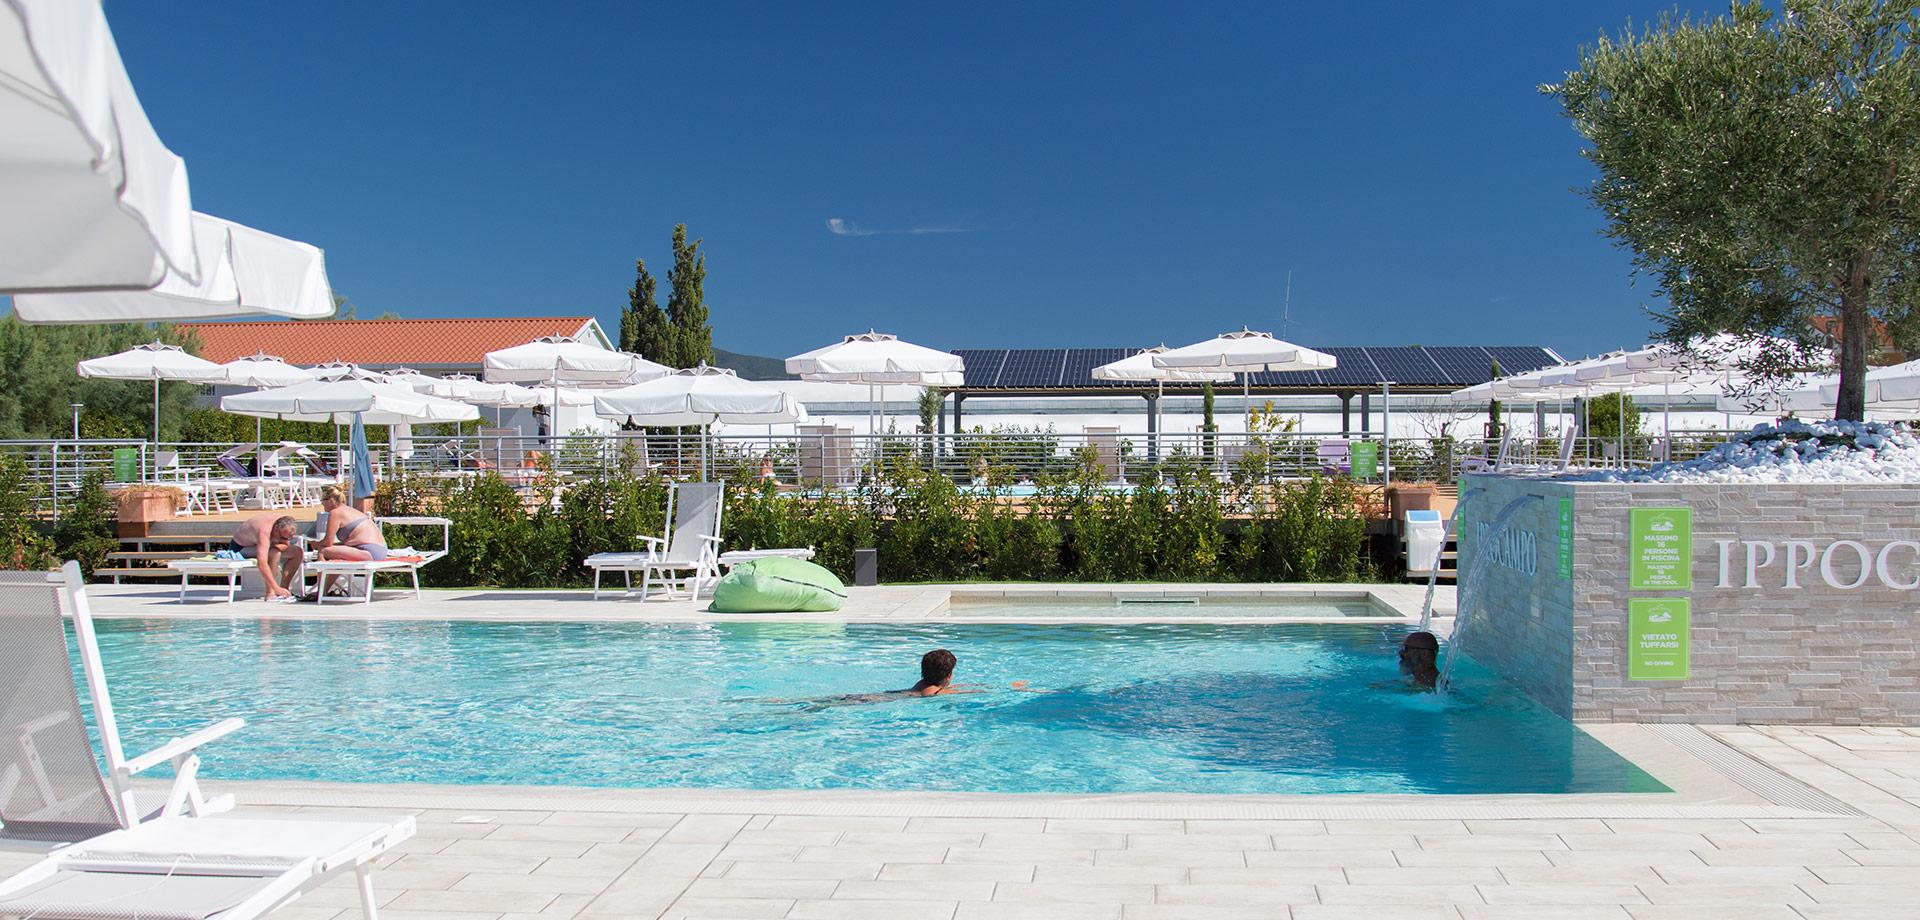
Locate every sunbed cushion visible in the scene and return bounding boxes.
[710,557,846,613]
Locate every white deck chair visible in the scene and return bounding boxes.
[0,564,416,919]
[1458,437,1494,475]
[304,517,454,604]
[585,482,725,600]
[1556,424,1579,472]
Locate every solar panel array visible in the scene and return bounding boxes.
[949,346,1561,390]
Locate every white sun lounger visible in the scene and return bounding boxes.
[167,557,254,603]
[585,482,724,600]
[303,516,452,604]
[0,563,416,919]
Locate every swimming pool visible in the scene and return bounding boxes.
[86,621,1665,795]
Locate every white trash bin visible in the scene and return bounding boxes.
[1403,509,1445,580]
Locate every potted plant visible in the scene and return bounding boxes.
[113,484,184,536]
[1386,481,1437,522]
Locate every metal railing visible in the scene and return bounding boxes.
[0,430,1745,511]
[0,440,149,513]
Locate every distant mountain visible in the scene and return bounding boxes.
[712,347,794,380]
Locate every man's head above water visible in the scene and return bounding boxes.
[921,649,957,687]
[1400,631,1441,689]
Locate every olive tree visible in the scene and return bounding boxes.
[1545,1,1920,419]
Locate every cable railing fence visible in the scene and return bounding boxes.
[2,428,1746,515]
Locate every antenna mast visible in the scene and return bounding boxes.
[1282,270,1292,339]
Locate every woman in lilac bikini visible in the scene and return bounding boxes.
[314,485,388,562]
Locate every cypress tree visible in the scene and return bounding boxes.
[665,224,712,366]
[622,258,672,362]
[1487,357,1503,440]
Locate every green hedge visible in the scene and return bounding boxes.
[0,456,116,575]
[375,451,1373,588]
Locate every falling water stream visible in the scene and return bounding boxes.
[1438,493,1543,694]
[1418,488,1481,632]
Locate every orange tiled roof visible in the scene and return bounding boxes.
[176,316,604,366]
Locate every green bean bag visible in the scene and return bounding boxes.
[710,557,846,613]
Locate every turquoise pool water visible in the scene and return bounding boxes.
[86,621,1666,795]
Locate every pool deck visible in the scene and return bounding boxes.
[81,580,1453,624]
[23,584,1920,920]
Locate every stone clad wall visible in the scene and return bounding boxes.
[1454,476,1576,717]
[1461,476,1920,725]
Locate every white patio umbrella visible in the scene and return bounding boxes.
[460,379,545,425]
[613,352,676,385]
[12,212,335,322]
[1821,358,1920,405]
[307,362,390,382]
[221,352,317,445]
[220,378,479,426]
[223,377,479,476]
[1717,373,1842,416]
[1093,346,1233,453]
[222,352,314,389]
[483,336,636,383]
[76,341,227,444]
[593,365,807,478]
[484,336,640,442]
[1153,328,1337,430]
[3,0,197,293]
[785,332,963,434]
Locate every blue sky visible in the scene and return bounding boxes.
[97,1,1715,359]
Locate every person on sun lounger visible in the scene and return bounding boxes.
[315,485,388,562]
[229,513,303,600]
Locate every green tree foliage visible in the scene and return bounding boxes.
[0,455,53,570]
[1586,393,1643,440]
[620,258,672,361]
[1545,1,1920,419]
[53,474,116,577]
[369,456,1373,588]
[0,317,201,440]
[665,224,712,366]
[1487,357,1504,440]
[918,387,943,433]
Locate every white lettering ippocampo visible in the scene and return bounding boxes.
[1714,539,1920,591]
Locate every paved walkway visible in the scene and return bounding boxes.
[83,581,1453,624]
[2,726,1914,920]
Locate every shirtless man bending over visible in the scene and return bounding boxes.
[230,513,304,599]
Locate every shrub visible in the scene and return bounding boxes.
[0,454,54,570]
[366,458,1375,588]
[53,474,116,577]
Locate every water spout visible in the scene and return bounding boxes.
[1418,487,1481,632]
[1438,493,1542,695]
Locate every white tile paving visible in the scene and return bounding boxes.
[3,726,1910,920]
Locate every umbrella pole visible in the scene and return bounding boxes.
[1242,372,1251,433]
[151,375,160,448]
[1663,380,1671,442]
[1154,380,1163,463]
[1618,390,1626,468]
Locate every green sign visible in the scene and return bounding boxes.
[111,448,140,483]
[1628,597,1691,680]
[1350,440,1379,481]
[1556,497,1574,580]
[1628,506,1692,590]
